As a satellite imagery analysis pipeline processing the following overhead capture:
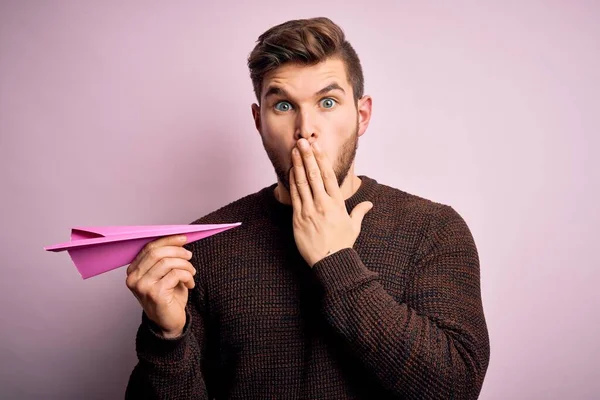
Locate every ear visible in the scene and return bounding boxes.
[251,103,261,133]
[356,95,372,137]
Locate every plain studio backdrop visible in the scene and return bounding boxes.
[1,1,598,399]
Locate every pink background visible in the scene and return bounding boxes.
[1,1,598,398]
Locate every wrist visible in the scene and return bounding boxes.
[143,313,186,339]
[312,248,377,294]
[159,325,185,339]
[309,248,345,268]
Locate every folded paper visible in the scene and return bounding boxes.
[44,223,241,279]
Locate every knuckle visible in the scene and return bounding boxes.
[165,268,177,280]
[143,241,156,253]
[173,271,186,286]
[308,168,320,181]
[156,257,169,270]
[296,177,308,186]
[147,248,161,261]
[125,275,135,289]
[136,280,150,296]
[321,170,334,180]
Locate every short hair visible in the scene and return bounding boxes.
[247,17,364,103]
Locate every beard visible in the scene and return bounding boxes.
[262,123,359,193]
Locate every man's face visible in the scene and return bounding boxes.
[252,57,371,191]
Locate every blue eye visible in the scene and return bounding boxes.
[321,98,336,109]
[275,101,293,112]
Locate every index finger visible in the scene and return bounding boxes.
[127,234,187,274]
[296,139,327,201]
[311,141,343,202]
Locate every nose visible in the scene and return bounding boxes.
[294,110,318,143]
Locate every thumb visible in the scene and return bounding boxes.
[350,201,374,229]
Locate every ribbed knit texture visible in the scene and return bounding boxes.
[126,176,490,399]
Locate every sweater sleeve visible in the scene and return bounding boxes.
[312,205,490,399]
[124,244,210,399]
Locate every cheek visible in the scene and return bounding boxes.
[323,109,356,140]
[317,110,357,159]
[263,112,291,133]
[319,107,355,134]
[262,114,295,147]
[334,107,358,129]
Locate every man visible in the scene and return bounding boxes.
[125,17,490,399]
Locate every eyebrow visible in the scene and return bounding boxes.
[263,83,346,100]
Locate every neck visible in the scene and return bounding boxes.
[274,168,362,206]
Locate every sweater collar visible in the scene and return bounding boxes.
[260,175,380,220]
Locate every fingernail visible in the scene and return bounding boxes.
[292,148,299,156]
[312,141,320,151]
[179,235,187,242]
[187,250,193,257]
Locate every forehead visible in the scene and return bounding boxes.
[262,57,350,98]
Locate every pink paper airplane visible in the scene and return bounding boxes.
[44,223,241,279]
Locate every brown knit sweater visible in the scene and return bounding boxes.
[125,176,490,399]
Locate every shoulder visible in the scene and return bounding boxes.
[371,180,477,265]
[372,179,471,237]
[375,180,455,220]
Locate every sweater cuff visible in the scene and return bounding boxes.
[135,309,192,365]
[312,248,377,295]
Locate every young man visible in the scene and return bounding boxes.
[125,17,490,399]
